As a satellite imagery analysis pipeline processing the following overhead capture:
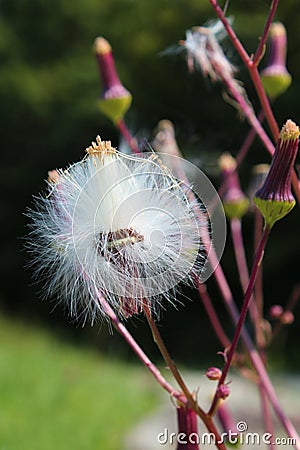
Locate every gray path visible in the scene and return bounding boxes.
[123,372,300,449]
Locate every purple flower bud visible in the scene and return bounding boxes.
[261,23,292,99]
[176,405,200,449]
[269,304,284,319]
[217,383,230,399]
[219,153,249,219]
[205,366,222,381]
[254,119,299,227]
[94,37,132,123]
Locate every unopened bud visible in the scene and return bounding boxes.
[217,383,230,399]
[206,367,222,381]
[280,311,294,325]
[219,153,249,219]
[94,37,132,123]
[261,22,292,99]
[269,304,283,319]
[254,119,299,228]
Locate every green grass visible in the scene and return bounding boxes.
[0,314,158,450]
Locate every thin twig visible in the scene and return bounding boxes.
[96,290,185,403]
[253,0,280,66]
[143,304,227,449]
[208,0,279,140]
[116,118,140,154]
[143,304,196,408]
[208,225,271,417]
[196,280,231,350]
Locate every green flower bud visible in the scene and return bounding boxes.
[219,153,249,220]
[94,37,132,123]
[260,23,292,99]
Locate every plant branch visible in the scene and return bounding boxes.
[253,0,280,66]
[196,279,231,350]
[208,224,271,417]
[230,218,259,329]
[143,304,195,408]
[116,119,140,154]
[142,303,226,449]
[208,0,279,140]
[96,290,185,403]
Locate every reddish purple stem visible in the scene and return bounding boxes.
[116,119,140,154]
[209,225,271,417]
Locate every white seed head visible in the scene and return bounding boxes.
[27,137,214,324]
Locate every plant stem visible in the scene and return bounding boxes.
[116,119,140,154]
[259,381,277,450]
[142,304,226,449]
[248,66,279,140]
[236,110,265,166]
[253,0,280,66]
[210,259,300,448]
[208,224,271,417]
[208,0,279,141]
[253,209,266,356]
[143,304,195,407]
[230,218,259,328]
[230,218,249,291]
[209,0,300,206]
[96,289,185,403]
[196,280,231,349]
[222,73,275,156]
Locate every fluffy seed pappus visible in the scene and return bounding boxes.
[27,137,216,324]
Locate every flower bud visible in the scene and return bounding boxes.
[254,120,299,228]
[280,311,294,325]
[260,23,292,99]
[217,383,230,399]
[269,304,283,319]
[94,37,132,123]
[176,405,200,449]
[205,367,222,381]
[219,153,249,219]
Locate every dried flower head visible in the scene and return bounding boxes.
[27,137,205,323]
[179,19,252,118]
[179,19,236,82]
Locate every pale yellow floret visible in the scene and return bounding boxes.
[218,152,237,172]
[269,22,287,38]
[94,36,112,55]
[280,119,300,141]
[86,136,117,156]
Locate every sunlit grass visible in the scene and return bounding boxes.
[0,314,158,450]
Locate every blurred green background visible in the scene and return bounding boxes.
[0,0,300,448]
